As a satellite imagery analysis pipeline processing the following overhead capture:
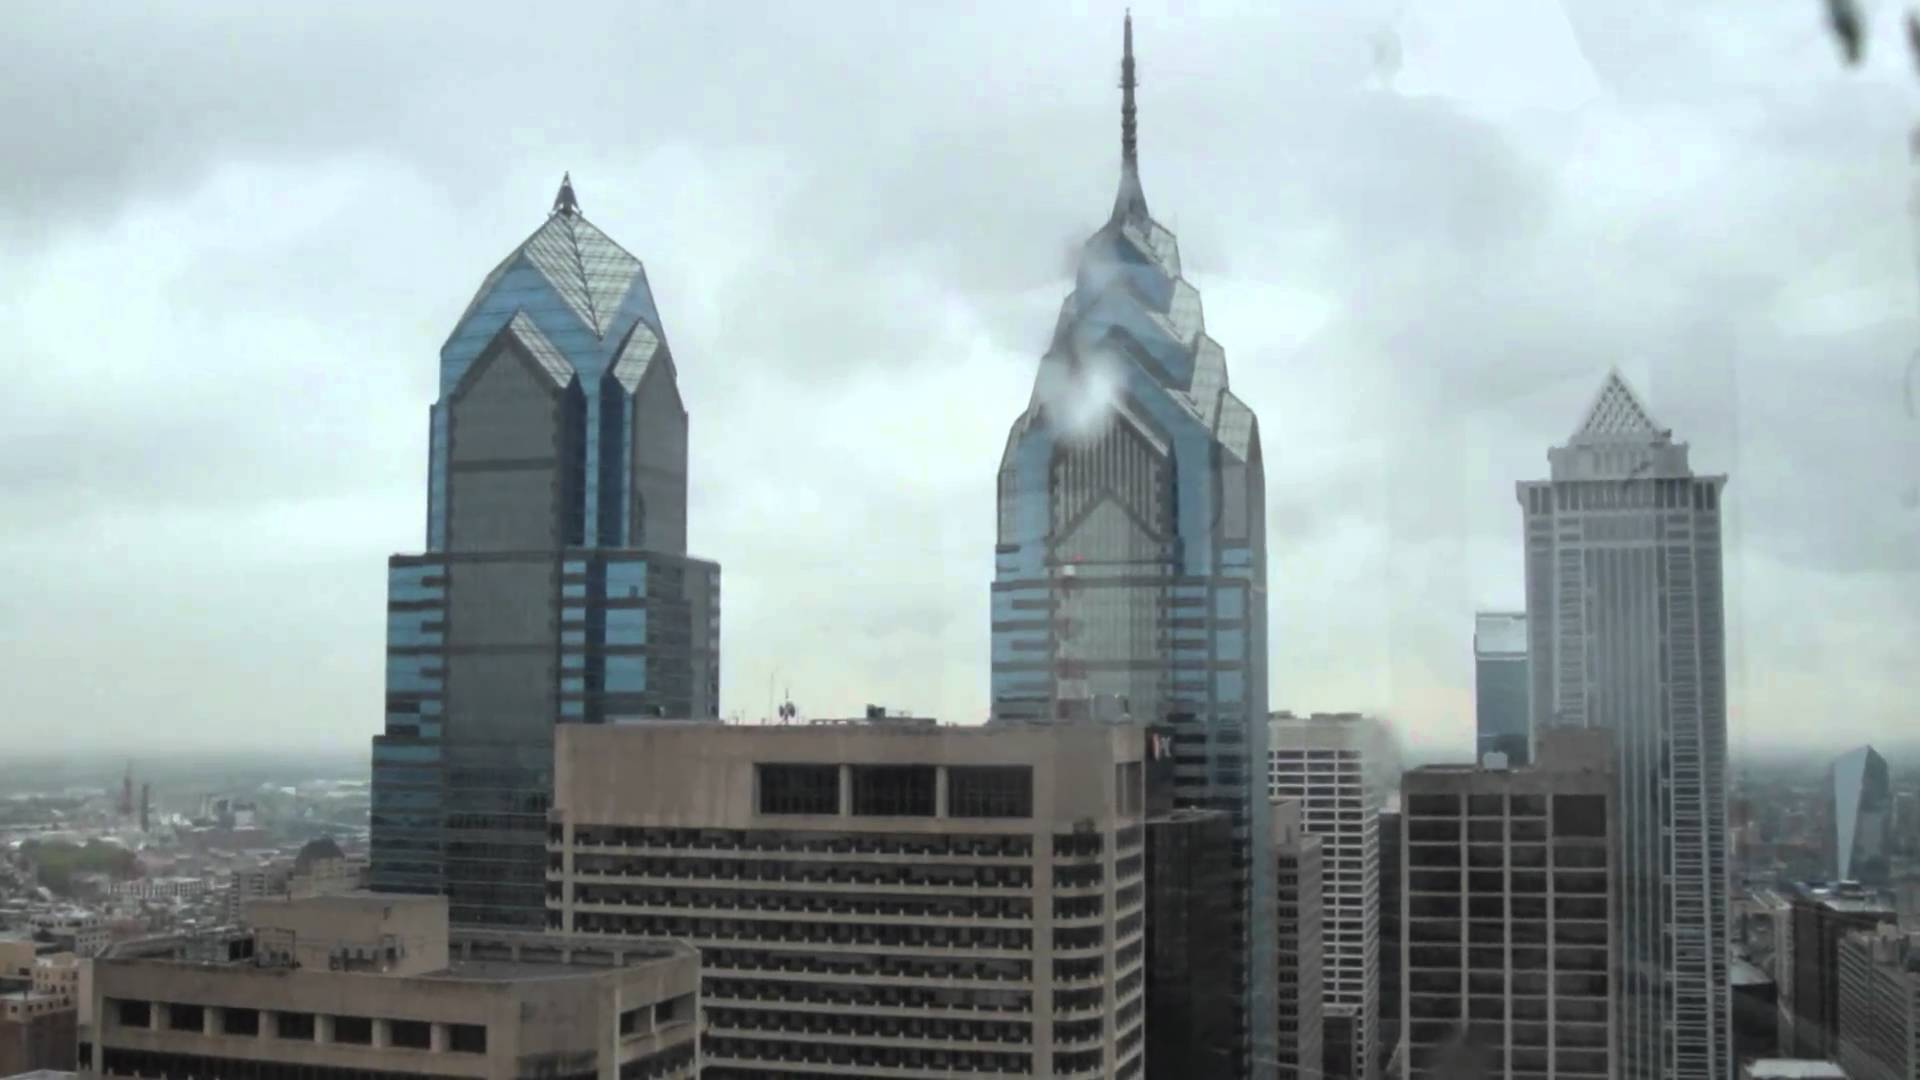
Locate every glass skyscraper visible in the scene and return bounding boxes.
[1824,744,1891,886]
[370,178,720,928]
[1519,371,1729,1080]
[1474,611,1530,767]
[990,18,1278,1077]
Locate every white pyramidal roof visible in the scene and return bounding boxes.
[1572,369,1666,443]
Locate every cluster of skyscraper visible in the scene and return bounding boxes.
[364,15,1737,1080]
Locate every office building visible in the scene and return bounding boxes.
[987,17,1277,1073]
[369,178,721,928]
[1824,746,1892,887]
[1518,370,1731,1080]
[1146,808,1237,1079]
[1378,804,1403,1078]
[1729,957,1778,1067]
[1474,612,1530,767]
[1790,884,1894,1060]
[1399,728,1617,1080]
[549,719,1150,1079]
[1835,924,1920,1080]
[1268,712,1383,1080]
[0,981,75,1077]
[1273,799,1325,1080]
[84,892,698,1080]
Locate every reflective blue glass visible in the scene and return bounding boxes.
[560,700,584,718]
[374,744,441,763]
[561,653,585,671]
[564,560,587,574]
[387,609,444,648]
[606,561,646,599]
[416,721,442,738]
[561,676,584,693]
[605,608,646,645]
[386,655,442,693]
[1215,589,1244,619]
[418,699,443,715]
[1216,629,1244,657]
[389,564,445,603]
[561,629,586,646]
[605,656,646,693]
[562,606,585,622]
[562,582,587,599]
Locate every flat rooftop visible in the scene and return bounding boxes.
[1747,1061,1847,1080]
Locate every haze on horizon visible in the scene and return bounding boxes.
[1,0,1916,760]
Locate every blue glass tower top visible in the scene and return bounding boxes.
[424,175,688,554]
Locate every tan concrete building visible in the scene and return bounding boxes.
[549,719,1151,1079]
[85,893,697,1080]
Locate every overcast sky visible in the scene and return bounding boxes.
[3,0,1917,760]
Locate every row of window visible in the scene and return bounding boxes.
[567,825,1033,859]
[111,1000,484,1053]
[757,764,1035,819]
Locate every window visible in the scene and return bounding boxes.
[450,1023,488,1053]
[331,1015,372,1045]
[1554,794,1607,837]
[116,999,150,1028]
[167,1004,204,1032]
[276,1011,315,1040]
[222,1008,259,1037]
[758,764,839,815]
[851,765,937,816]
[389,1019,430,1049]
[950,766,1033,818]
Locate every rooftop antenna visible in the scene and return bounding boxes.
[552,172,579,217]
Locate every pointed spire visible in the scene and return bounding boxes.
[552,172,579,217]
[1112,11,1149,222]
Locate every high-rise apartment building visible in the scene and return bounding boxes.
[369,180,721,929]
[988,16,1276,1074]
[1518,371,1730,1080]
[548,719,1151,1079]
[1824,746,1891,886]
[1835,923,1920,1080]
[1273,798,1325,1080]
[1474,612,1530,767]
[1268,712,1383,1080]
[1790,884,1894,1061]
[1398,729,1617,1080]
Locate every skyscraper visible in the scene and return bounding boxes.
[1824,744,1891,886]
[989,16,1277,1076]
[370,179,721,928]
[1474,611,1530,766]
[1268,711,1384,1080]
[1518,371,1730,1080]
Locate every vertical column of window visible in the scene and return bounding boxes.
[597,374,629,547]
[377,561,447,892]
[604,560,649,717]
[560,560,589,720]
[426,404,449,552]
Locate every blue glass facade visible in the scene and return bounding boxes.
[1473,611,1530,767]
[370,187,719,927]
[990,32,1279,1075]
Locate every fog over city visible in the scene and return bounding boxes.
[3,0,1916,757]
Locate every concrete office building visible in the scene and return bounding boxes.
[1399,729,1617,1080]
[1474,613,1530,767]
[987,18,1278,1074]
[1824,747,1892,887]
[1519,371,1731,1080]
[369,178,721,928]
[1790,884,1895,1061]
[549,720,1150,1079]
[1377,804,1403,1078]
[1273,799,1325,1080]
[1145,807,1237,1079]
[85,892,698,1080]
[1268,712,1383,1080]
[1835,924,1920,1080]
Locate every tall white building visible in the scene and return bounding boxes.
[1269,712,1384,1080]
[1518,371,1730,1080]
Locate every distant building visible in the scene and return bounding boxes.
[1824,746,1892,886]
[1273,799,1324,1080]
[1730,956,1778,1067]
[1268,712,1383,1080]
[1398,728,1616,1080]
[368,176,721,929]
[1791,884,1895,1060]
[1835,923,1920,1080]
[85,892,698,1080]
[1519,371,1732,1079]
[1146,808,1238,1079]
[1473,612,1529,767]
[550,719,1149,1078]
[0,973,75,1076]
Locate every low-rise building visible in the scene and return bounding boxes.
[549,719,1149,1079]
[84,892,698,1080]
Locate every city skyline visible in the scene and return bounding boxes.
[4,2,1917,759]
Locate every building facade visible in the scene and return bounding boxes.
[85,893,699,1080]
[1267,712,1383,1080]
[1474,612,1530,767]
[1273,799,1325,1080]
[1399,729,1617,1080]
[1824,746,1892,887]
[1145,808,1238,1079]
[549,720,1150,1079]
[1377,805,1403,1078]
[1790,885,1895,1061]
[1518,371,1730,1080]
[369,180,721,929]
[1835,924,1920,1080]
[986,19,1277,1074]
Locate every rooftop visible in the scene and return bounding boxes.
[1746,1061,1846,1080]
[1730,957,1774,987]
